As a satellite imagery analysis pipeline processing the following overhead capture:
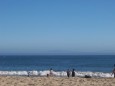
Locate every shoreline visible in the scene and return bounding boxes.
[0,70,114,78]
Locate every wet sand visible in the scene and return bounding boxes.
[0,76,115,86]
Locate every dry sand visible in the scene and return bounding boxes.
[0,76,115,86]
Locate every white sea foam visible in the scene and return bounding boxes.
[0,70,114,78]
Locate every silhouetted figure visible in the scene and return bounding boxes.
[27,71,30,77]
[67,69,70,78]
[112,64,115,78]
[72,69,75,77]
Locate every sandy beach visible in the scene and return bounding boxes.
[0,76,115,86]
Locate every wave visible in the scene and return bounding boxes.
[0,70,114,78]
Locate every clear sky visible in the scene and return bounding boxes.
[0,0,115,55]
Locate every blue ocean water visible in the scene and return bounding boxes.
[0,55,114,72]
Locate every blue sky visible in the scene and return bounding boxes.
[0,0,115,55]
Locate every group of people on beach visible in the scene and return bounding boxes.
[27,64,115,78]
[47,64,115,78]
[47,68,76,77]
[67,69,75,77]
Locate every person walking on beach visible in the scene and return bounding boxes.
[72,69,75,77]
[67,69,70,78]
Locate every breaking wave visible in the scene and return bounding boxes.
[0,70,114,78]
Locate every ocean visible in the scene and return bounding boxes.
[0,55,114,77]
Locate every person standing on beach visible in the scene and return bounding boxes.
[112,64,115,78]
[72,69,75,77]
[27,71,30,77]
[50,68,53,76]
[67,69,70,78]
